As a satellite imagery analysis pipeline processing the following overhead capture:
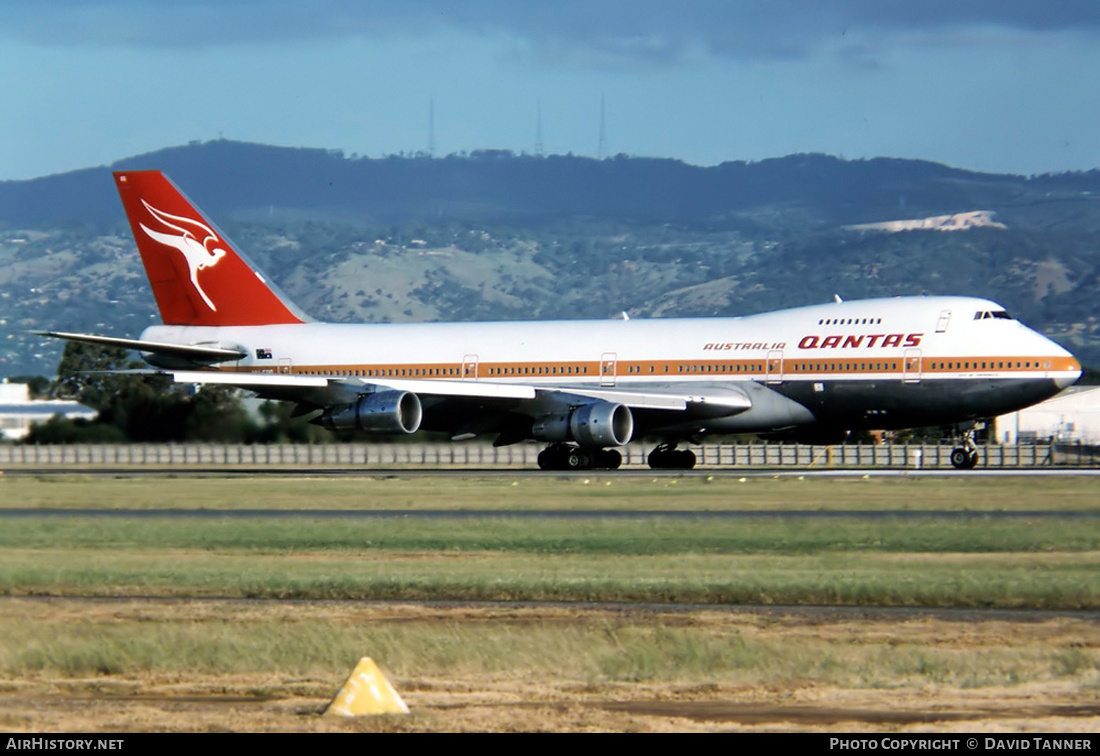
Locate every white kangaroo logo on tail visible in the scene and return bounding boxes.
[139,200,227,311]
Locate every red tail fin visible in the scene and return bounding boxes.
[114,171,306,327]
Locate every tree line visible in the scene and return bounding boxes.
[21,342,332,444]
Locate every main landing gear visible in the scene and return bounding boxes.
[537,443,622,471]
[949,429,980,470]
[647,443,696,470]
[535,442,699,470]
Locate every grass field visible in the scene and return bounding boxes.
[2,473,1099,511]
[0,473,1097,732]
[1,474,1098,608]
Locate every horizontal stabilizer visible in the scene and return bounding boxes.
[33,331,245,363]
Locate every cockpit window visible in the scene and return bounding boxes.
[992,310,1013,319]
[974,310,1014,321]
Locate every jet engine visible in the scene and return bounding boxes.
[532,402,634,447]
[319,391,423,434]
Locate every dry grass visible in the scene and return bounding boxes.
[1,598,1098,733]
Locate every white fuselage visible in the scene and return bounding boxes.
[141,295,1080,435]
[142,296,1077,385]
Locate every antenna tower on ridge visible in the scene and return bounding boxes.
[535,101,544,157]
[597,92,607,159]
[428,98,436,157]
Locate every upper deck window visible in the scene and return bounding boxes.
[974,310,1015,320]
[818,316,880,326]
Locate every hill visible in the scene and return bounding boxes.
[1,140,1098,376]
[7,139,1097,229]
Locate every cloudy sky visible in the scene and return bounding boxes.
[2,1,1099,180]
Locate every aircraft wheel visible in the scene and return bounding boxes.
[564,449,590,470]
[539,445,586,470]
[537,448,556,470]
[648,447,696,470]
[593,449,622,469]
[950,447,979,470]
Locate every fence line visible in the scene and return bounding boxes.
[0,441,1095,468]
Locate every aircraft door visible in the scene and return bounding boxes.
[766,350,784,384]
[936,310,952,333]
[903,348,922,383]
[462,354,479,380]
[600,352,617,387]
[278,358,292,375]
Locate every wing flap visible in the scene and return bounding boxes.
[555,386,752,414]
[165,370,331,388]
[360,378,537,400]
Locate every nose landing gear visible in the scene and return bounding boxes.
[949,430,980,469]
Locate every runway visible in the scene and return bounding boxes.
[4,465,1100,479]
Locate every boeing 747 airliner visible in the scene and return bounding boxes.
[38,171,1082,469]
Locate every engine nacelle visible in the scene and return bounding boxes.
[320,391,422,434]
[532,402,634,447]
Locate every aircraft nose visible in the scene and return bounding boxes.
[1055,358,1082,390]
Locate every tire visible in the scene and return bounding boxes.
[594,449,622,469]
[648,448,695,469]
[950,448,970,469]
[565,451,589,470]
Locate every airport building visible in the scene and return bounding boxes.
[996,385,1100,445]
[0,381,97,441]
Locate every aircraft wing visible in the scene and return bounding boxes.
[152,369,753,416]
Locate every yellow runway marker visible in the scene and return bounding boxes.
[324,657,409,717]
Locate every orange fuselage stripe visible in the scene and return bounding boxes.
[222,354,1079,379]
